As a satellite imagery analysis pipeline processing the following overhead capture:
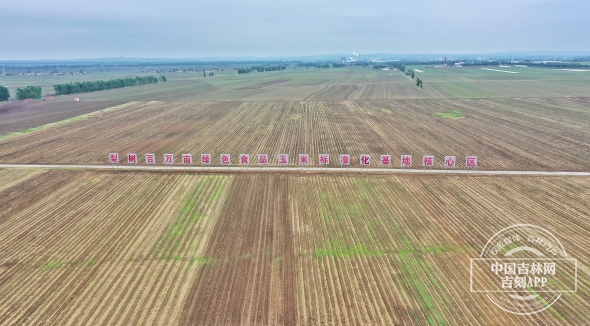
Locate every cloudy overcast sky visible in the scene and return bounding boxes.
[1,0,589,60]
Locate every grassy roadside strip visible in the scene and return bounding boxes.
[0,101,137,141]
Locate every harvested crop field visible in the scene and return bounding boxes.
[0,99,125,135]
[1,97,589,171]
[0,169,588,325]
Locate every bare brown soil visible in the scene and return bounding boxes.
[0,170,589,324]
[180,174,297,325]
[0,99,125,135]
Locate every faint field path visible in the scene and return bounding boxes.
[1,164,589,176]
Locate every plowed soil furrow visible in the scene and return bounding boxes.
[0,170,76,224]
[179,174,297,325]
[1,169,589,324]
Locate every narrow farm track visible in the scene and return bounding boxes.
[0,163,589,176]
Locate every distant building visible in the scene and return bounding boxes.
[74,97,80,102]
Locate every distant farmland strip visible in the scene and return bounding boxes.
[234,79,291,90]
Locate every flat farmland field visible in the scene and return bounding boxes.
[3,66,590,137]
[2,65,590,326]
[0,169,588,325]
[0,99,126,135]
[407,65,590,98]
[4,66,590,105]
[1,97,589,171]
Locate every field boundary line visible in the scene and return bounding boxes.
[1,164,589,176]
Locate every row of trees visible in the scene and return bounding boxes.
[403,68,424,88]
[237,65,287,74]
[254,65,286,72]
[16,86,42,100]
[53,76,164,95]
[0,86,9,101]
[520,62,590,69]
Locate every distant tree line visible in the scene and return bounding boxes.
[405,69,415,79]
[520,62,590,69]
[16,86,42,100]
[297,63,336,68]
[332,63,346,68]
[0,86,9,101]
[252,65,286,72]
[237,65,287,74]
[53,76,163,95]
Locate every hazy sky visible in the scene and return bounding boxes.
[1,0,589,60]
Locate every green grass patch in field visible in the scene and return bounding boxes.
[395,253,448,325]
[157,176,229,260]
[238,253,251,261]
[354,178,373,199]
[381,109,391,113]
[208,178,227,204]
[434,110,462,118]
[45,261,67,269]
[157,177,212,258]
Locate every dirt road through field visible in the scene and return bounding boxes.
[1,164,589,176]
